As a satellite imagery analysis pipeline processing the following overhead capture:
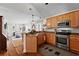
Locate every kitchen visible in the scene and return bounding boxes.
[22,4,79,55]
[0,3,79,56]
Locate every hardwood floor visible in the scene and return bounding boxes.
[0,39,42,56]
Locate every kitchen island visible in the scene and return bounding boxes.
[22,32,46,53]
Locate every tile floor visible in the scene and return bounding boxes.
[38,44,78,56]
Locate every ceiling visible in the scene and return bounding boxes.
[0,3,79,20]
[0,3,41,16]
[32,3,79,18]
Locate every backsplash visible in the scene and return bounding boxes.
[46,28,79,33]
[46,28,56,32]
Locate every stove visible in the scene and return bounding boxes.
[56,29,71,50]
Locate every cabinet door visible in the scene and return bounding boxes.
[46,32,56,46]
[57,15,63,23]
[51,16,58,27]
[37,33,45,45]
[70,35,79,52]
[62,13,70,21]
[26,35,37,52]
[70,11,79,28]
[46,18,52,28]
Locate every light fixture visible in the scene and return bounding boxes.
[32,14,34,17]
[40,17,41,19]
[29,8,32,10]
[45,3,48,5]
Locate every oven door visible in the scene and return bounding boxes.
[56,36,67,44]
[56,35,69,44]
[56,35,69,50]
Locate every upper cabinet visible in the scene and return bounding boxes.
[62,13,70,21]
[46,10,79,28]
[46,16,58,28]
[51,16,58,27]
[57,15,63,23]
[70,11,79,28]
[46,18,52,28]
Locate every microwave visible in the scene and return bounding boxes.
[57,20,70,28]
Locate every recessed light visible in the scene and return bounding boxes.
[29,8,32,10]
[40,17,41,19]
[32,14,34,16]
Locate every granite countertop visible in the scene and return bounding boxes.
[21,29,79,35]
[46,28,79,35]
[45,31,79,34]
[44,31,55,33]
[70,32,79,35]
[25,33,40,37]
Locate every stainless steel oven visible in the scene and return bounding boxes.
[56,34,69,50]
[56,29,71,50]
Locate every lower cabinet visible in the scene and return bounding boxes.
[45,32,56,46]
[26,34,37,53]
[37,33,46,46]
[70,35,79,54]
[25,33,46,53]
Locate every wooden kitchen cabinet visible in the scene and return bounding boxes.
[46,32,56,46]
[70,11,79,28]
[70,35,79,54]
[51,16,58,27]
[46,10,79,28]
[46,16,58,28]
[56,15,63,23]
[46,18,52,28]
[60,11,79,28]
[62,13,71,21]
[26,34,37,53]
[37,32,46,46]
[25,33,46,53]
